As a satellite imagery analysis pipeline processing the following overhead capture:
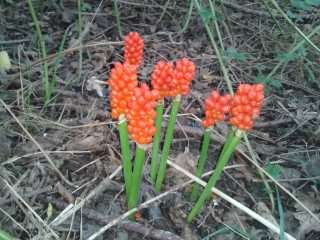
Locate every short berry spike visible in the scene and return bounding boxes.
[127,84,159,145]
[230,84,264,131]
[108,62,138,119]
[173,58,196,96]
[151,61,175,98]
[202,91,232,128]
[124,32,144,67]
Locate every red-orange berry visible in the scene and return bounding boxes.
[127,83,159,144]
[151,58,195,99]
[108,62,138,119]
[151,61,175,98]
[124,32,144,67]
[173,58,196,96]
[229,84,264,131]
[202,91,232,128]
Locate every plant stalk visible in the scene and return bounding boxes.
[118,114,132,200]
[193,0,233,94]
[155,95,181,192]
[197,0,276,211]
[220,128,235,157]
[179,0,194,34]
[268,0,320,54]
[187,130,243,222]
[27,0,50,104]
[191,127,212,201]
[113,0,123,37]
[150,100,164,184]
[77,0,83,81]
[0,229,14,240]
[128,145,146,219]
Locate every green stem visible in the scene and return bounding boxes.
[220,128,235,157]
[179,0,194,34]
[128,145,146,219]
[113,0,123,38]
[150,101,164,184]
[118,115,132,200]
[0,229,14,240]
[191,127,212,201]
[155,95,181,192]
[193,0,233,95]
[187,130,243,222]
[27,0,50,104]
[77,0,83,81]
[208,0,225,52]
[267,25,320,79]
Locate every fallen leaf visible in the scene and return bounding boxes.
[86,76,104,97]
[0,51,11,71]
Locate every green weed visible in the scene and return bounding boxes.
[27,0,51,105]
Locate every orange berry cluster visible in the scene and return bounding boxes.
[174,58,196,96]
[108,62,138,119]
[151,58,196,99]
[202,91,232,128]
[151,61,175,98]
[108,32,197,144]
[127,84,159,144]
[230,84,264,131]
[124,32,144,67]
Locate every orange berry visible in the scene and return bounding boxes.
[173,58,196,96]
[124,32,144,67]
[229,84,264,131]
[107,62,138,119]
[202,90,232,128]
[127,83,159,144]
[151,58,195,99]
[151,61,175,98]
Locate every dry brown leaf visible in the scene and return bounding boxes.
[292,192,320,239]
[167,150,198,186]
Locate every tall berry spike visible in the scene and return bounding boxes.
[202,91,232,128]
[108,62,138,119]
[173,58,196,96]
[230,84,264,131]
[151,61,175,98]
[127,84,159,144]
[124,32,144,67]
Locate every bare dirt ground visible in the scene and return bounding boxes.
[0,1,320,239]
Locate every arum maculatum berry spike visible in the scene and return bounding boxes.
[202,91,232,128]
[108,62,138,119]
[151,61,175,98]
[155,58,196,192]
[188,84,264,222]
[173,58,196,96]
[127,83,159,217]
[126,83,159,145]
[155,95,181,193]
[150,61,175,184]
[191,91,232,201]
[229,84,264,131]
[108,62,138,201]
[124,32,144,67]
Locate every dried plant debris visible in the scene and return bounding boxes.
[293,192,320,239]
